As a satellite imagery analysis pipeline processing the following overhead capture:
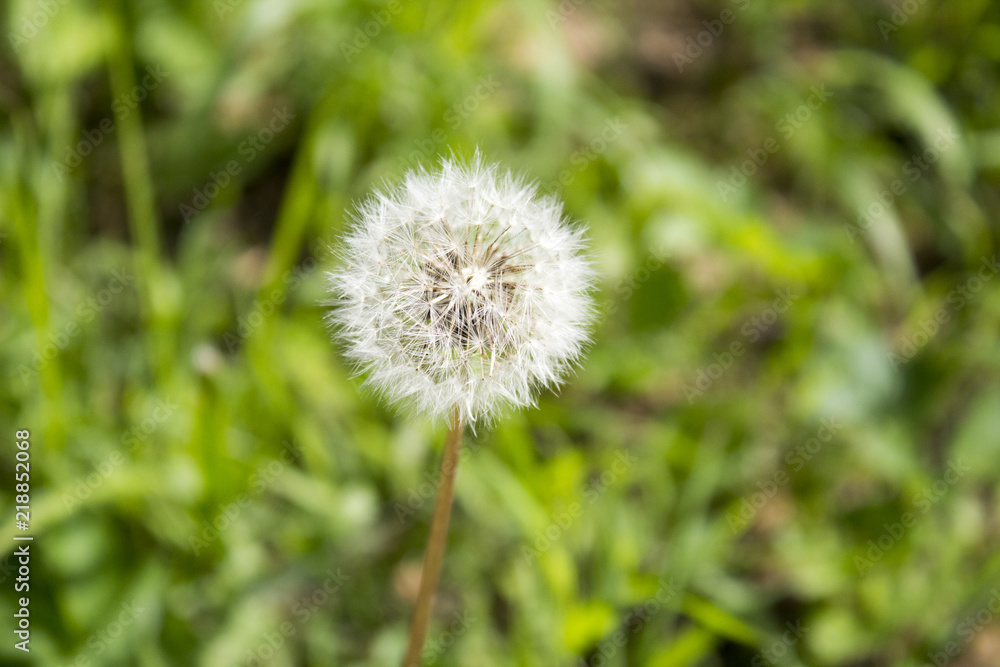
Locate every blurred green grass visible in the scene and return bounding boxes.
[2,0,1000,665]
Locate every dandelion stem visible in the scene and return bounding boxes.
[401,410,464,667]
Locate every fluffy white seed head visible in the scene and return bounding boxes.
[327,155,595,426]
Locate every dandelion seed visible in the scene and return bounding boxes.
[327,153,595,426]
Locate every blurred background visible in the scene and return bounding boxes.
[2,0,1000,665]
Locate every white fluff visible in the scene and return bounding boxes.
[327,155,595,426]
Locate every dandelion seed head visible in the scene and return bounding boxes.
[327,155,595,425]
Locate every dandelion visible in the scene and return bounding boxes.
[326,153,594,666]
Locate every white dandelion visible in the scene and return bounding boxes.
[327,154,595,426]
[325,153,595,667]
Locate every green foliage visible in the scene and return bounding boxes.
[1,0,999,665]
